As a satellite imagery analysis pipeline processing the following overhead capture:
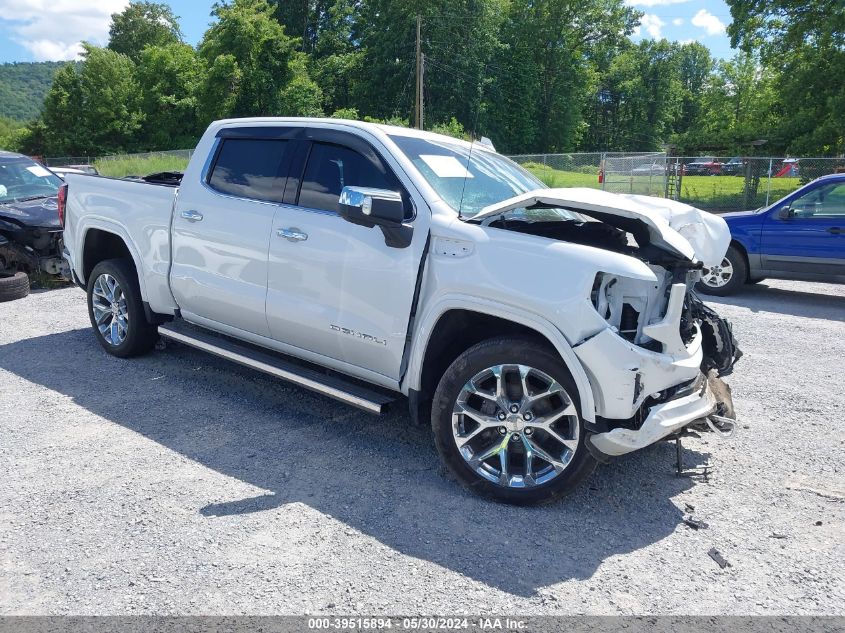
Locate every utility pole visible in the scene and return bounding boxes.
[420,53,425,130]
[415,14,423,129]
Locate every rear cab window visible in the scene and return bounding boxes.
[207,139,289,203]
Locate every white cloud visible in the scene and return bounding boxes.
[635,13,666,39]
[625,0,690,7]
[0,0,128,61]
[672,18,684,26]
[691,8,727,36]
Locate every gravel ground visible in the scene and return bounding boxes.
[1,280,843,615]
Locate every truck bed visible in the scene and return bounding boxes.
[62,173,180,315]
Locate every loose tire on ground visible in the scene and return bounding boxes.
[431,336,596,505]
[0,271,30,302]
[696,245,748,296]
[86,258,158,358]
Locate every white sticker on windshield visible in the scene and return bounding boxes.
[419,155,473,179]
[26,165,52,178]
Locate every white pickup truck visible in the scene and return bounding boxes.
[61,118,740,504]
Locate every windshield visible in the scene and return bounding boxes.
[0,158,62,203]
[390,134,578,221]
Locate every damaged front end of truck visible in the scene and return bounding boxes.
[475,188,742,458]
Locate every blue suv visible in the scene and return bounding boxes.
[696,174,845,296]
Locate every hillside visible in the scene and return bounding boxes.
[0,61,66,121]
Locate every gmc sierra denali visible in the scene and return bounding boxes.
[61,118,740,505]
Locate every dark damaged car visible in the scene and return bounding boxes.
[0,151,69,279]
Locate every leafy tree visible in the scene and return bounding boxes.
[429,117,470,141]
[678,51,779,153]
[136,43,205,149]
[277,55,324,116]
[108,2,183,63]
[198,0,321,118]
[0,116,26,151]
[674,42,714,137]
[330,107,359,119]
[197,54,242,123]
[309,0,363,113]
[354,0,505,131]
[488,0,639,153]
[611,40,683,151]
[39,63,85,154]
[727,0,845,155]
[268,0,333,53]
[39,46,143,155]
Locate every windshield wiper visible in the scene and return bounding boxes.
[15,195,53,202]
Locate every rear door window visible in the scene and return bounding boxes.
[297,142,394,214]
[208,139,289,203]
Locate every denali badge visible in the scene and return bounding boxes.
[330,324,387,346]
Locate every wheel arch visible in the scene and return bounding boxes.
[728,239,751,283]
[78,223,148,302]
[403,298,596,424]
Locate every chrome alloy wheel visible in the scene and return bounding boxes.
[452,364,579,488]
[702,257,734,288]
[91,273,129,346]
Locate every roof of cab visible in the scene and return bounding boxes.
[210,116,482,151]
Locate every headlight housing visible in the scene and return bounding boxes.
[591,272,667,349]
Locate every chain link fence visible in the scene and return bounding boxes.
[508,152,668,197]
[509,153,845,212]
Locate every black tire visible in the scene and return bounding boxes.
[86,258,158,358]
[0,271,30,302]
[431,337,596,505]
[695,245,748,296]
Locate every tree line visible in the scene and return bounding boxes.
[1,0,842,158]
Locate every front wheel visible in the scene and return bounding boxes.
[87,258,158,358]
[431,337,596,505]
[695,245,748,296]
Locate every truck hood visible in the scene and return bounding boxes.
[0,195,60,229]
[474,188,730,267]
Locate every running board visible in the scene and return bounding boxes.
[158,322,394,415]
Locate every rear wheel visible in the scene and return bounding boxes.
[87,259,158,358]
[696,245,747,296]
[431,337,596,505]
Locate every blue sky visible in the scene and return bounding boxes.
[628,0,734,58]
[0,0,734,64]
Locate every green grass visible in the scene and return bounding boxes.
[678,175,800,210]
[94,154,190,178]
[521,161,804,211]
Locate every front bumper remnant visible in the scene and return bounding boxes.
[588,371,735,457]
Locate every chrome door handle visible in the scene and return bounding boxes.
[277,227,308,242]
[181,210,204,222]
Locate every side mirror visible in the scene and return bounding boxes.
[339,186,405,226]
[776,205,793,220]
[338,186,413,249]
